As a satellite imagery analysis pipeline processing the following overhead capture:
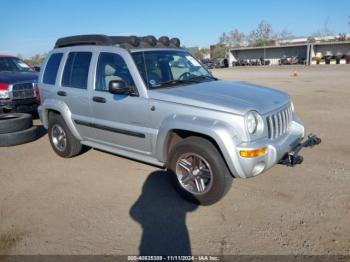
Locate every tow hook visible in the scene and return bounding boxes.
[279,133,322,167]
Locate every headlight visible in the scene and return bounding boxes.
[0,90,9,99]
[245,111,260,134]
[291,101,295,112]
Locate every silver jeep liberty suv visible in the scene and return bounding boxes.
[38,35,321,205]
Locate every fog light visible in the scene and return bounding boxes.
[252,162,266,176]
[240,147,267,158]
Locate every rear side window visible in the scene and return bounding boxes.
[43,53,63,85]
[62,52,92,89]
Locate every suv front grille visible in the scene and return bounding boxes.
[267,105,293,139]
[12,83,35,100]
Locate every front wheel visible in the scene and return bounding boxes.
[167,137,233,205]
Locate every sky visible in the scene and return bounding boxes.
[1,0,350,57]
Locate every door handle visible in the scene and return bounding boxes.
[92,96,106,103]
[57,91,67,96]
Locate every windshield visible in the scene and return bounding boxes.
[0,57,34,72]
[131,50,215,89]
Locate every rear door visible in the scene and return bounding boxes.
[56,50,95,140]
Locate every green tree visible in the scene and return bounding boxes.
[218,32,229,45]
[338,33,347,41]
[228,29,245,47]
[273,29,293,41]
[307,37,316,43]
[213,44,228,59]
[255,20,273,41]
[246,20,274,46]
[24,53,46,66]
[312,18,335,37]
[194,48,210,60]
[217,20,294,49]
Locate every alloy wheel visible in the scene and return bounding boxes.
[175,153,214,195]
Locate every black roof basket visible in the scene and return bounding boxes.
[55,35,113,48]
[54,34,181,49]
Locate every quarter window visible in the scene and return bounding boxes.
[62,52,92,89]
[43,53,63,85]
[95,52,134,91]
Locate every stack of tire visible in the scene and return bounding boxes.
[0,113,38,147]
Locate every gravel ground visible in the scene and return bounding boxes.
[0,65,349,256]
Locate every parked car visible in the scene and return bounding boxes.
[279,55,299,65]
[324,51,333,64]
[250,59,261,66]
[222,58,229,68]
[0,54,39,113]
[170,59,188,68]
[33,65,41,72]
[345,51,350,64]
[315,52,323,64]
[201,59,214,69]
[38,35,321,205]
[335,51,343,64]
[233,59,249,66]
[260,58,270,66]
[214,58,228,68]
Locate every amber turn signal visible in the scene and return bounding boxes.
[240,147,267,158]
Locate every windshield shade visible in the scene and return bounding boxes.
[131,50,213,89]
[0,57,34,72]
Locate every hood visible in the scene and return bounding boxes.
[0,71,38,84]
[149,80,290,115]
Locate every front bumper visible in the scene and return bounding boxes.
[234,118,309,178]
[0,98,38,113]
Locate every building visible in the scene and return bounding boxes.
[229,43,310,65]
[228,36,350,66]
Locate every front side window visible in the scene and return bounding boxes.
[131,50,214,89]
[43,53,63,85]
[95,52,134,91]
[62,52,92,89]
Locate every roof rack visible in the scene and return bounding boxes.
[54,34,181,49]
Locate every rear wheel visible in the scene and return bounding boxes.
[48,113,82,158]
[167,136,233,205]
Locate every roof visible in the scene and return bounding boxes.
[0,54,15,58]
[230,43,309,52]
[311,40,350,46]
[54,34,181,50]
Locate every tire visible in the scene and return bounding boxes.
[167,136,233,206]
[0,113,32,134]
[48,113,82,158]
[0,126,38,147]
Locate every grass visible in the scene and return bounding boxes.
[0,228,26,254]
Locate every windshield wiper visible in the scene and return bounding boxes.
[187,75,217,82]
[154,75,216,89]
[154,79,191,88]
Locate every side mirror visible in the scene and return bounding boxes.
[108,80,131,95]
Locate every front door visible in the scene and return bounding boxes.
[88,52,152,154]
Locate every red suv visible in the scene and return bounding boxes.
[0,54,39,113]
